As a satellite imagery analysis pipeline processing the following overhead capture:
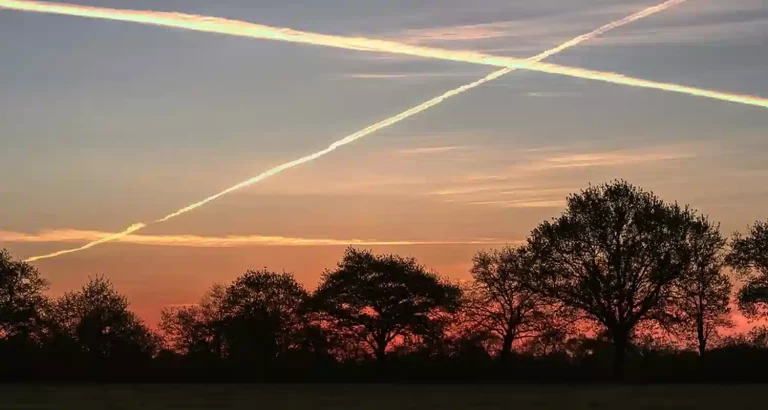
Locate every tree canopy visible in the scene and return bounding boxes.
[50,276,158,362]
[727,220,768,318]
[0,249,48,341]
[666,215,732,356]
[525,180,699,378]
[311,248,461,361]
[464,246,554,359]
[161,270,308,366]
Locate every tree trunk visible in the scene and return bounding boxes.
[499,331,514,361]
[612,330,628,381]
[697,315,706,357]
[374,336,387,363]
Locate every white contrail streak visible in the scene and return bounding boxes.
[2,229,512,247]
[1,0,767,108]
[24,0,688,262]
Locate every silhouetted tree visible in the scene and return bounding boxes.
[159,284,227,358]
[218,270,307,365]
[747,325,768,348]
[464,246,551,360]
[310,248,461,362]
[0,250,48,341]
[525,181,698,379]
[0,250,50,377]
[50,276,158,363]
[665,216,732,356]
[727,220,768,318]
[162,270,309,369]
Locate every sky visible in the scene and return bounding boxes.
[1,0,767,324]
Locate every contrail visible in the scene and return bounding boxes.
[2,0,767,108]
[2,229,513,247]
[23,0,688,262]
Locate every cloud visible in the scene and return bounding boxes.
[388,3,639,45]
[594,17,768,47]
[442,187,573,208]
[397,146,469,155]
[430,184,531,196]
[395,22,523,43]
[338,70,487,81]
[522,149,697,171]
[425,143,706,209]
[447,145,700,183]
[469,199,566,208]
[1,230,511,248]
[382,3,645,50]
[383,0,767,53]
[342,3,643,61]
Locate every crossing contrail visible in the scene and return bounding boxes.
[23,0,689,262]
[2,0,767,108]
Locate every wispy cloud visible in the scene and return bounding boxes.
[338,70,487,80]
[426,143,706,209]
[594,17,768,47]
[384,1,767,52]
[448,145,701,183]
[346,4,642,61]
[522,149,697,171]
[397,145,469,155]
[441,186,573,209]
[1,230,511,248]
[395,22,522,43]
[468,199,566,208]
[389,3,639,44]
[384,3,638,46]
[430,184,530,196]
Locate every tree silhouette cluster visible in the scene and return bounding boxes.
[3,181,768,382]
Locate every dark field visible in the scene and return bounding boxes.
[0,384,765,409]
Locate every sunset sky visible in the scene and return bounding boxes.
[2,0,767,324]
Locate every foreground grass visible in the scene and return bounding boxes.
[0,384,765,409]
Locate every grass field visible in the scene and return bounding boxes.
[0,384,764,409]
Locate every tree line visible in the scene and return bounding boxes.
[3,180,768,382]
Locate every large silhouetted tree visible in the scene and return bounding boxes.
[311,248,461,362]
[666,216,732,356]
[0,250,48,341]
[50,276,158,362]
[464,246,551,360]
[727,220,768,318]
[525,181,698,379]
[161,270,308,366]
[219,270,307,364]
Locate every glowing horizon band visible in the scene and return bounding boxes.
[23,0,689,262]
[1,0,767,108]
